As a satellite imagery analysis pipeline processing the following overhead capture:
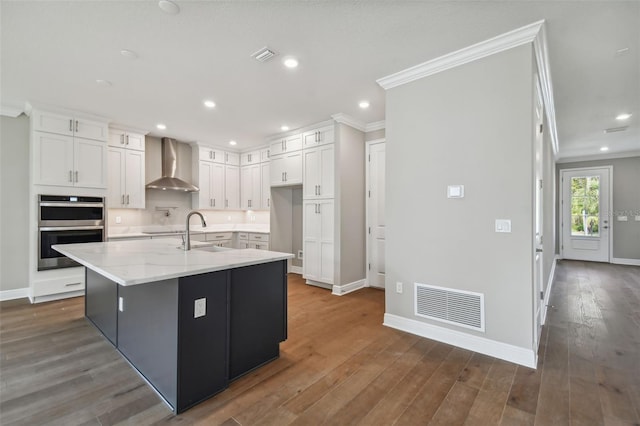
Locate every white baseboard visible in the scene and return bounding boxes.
[332,279,366,296]
[383,313,537,369]
[541,256,558,325]
[612,257,640,266]
[0,287,30,302]
[290,266,303,275]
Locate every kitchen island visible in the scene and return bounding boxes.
[53,239,293,413]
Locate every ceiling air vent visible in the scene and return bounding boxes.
[604,126,628,134]
[251,47,277,63]
[415,283,485,332]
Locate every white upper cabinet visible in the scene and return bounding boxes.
[269,133,302,156]
[225,165,240,209]
[261,162,271,209]
[240,164,261,210]
[199,146,225,164]
[302,125,334,148]
[108,147,145,209]
[260,148,271,162]
[33,110,108,141]
[270,151,302,186]
[303,144,335,200]
[225,151,240,166]
[33,131,107,188]
[240,150,261,166]
[195,161,225,210]
[108,130,145,151]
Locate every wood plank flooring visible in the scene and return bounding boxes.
[1,260,639,425]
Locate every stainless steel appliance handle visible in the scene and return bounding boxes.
[40,225,104,231]
[39,202,105,208]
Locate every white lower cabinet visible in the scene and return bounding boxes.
[108,147,145,208]
[303,200,334,284]
[206,232,233,247]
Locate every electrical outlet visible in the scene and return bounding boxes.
[396,282,403,294]
[194,298,206,318]
[635,215,640,222]
[118,297,124,312]
[115,216,122,224]
[298,250,303,259]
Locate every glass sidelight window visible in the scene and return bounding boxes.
[570,176,600,236]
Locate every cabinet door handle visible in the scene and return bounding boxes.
[267,198,270,207]
[126,135,129,145]
[121,134,125,144]
[126,194,129,204]
[267,149,270,158]
[69,120,73,132]
[75,120,79,133]
[122,194,125,204]
[75,171,78,182]
[213,199,216,207]
[284,140,287,151]
[69,170,73,182]
[226,199,228,208]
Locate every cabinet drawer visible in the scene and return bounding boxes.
[206,232,233,241]
[252,242,269,250]
[189,234,206,242]
[237,232,249,240]
[32,274,85,297]
[249,233,269,242]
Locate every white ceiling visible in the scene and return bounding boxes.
[2,1,638,158]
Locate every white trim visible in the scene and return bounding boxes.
[557,151,640,163]
[290,265,303,275]
[331,113,366,132]
[612,258,640,266]
[383,313,537,368]
[532,22,559,157]
[377,20,544,90]
[332,279,366,296]
[265,119,335,141]
[30,290,84,304]
[0,287,30,301]
[365,121,385,132]
[109,124,150,135]
[1,104,24,117]
[365,139,386,292]
[541,256,558,325]
[24,101,110,123]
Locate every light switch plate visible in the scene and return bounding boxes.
[447,185,464,198]
[495,219,512,233]
[617,216,628,221]
[194,298,206,318]
[115,216,122,224]
[118,297,124,312]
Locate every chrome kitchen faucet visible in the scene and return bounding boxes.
[184,211,207,250]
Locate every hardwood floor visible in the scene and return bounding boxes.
[1,260,639,425]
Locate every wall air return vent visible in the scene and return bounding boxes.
[251,47,277,63]
[415,283,485,332]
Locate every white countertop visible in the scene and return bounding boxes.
[108,224,269,240]
[53,239,292,286]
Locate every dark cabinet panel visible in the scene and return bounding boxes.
[117,279,180,409]
[229,260,287,380]
[85,268,118,345]
[177,271,229,412]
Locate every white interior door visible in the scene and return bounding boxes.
[561,167,611,262]
[367,140,386,289]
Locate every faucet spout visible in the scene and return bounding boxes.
[185,210,207,251]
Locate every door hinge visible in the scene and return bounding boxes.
[540,291,544,300]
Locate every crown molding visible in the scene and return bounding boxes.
[109,124,151,135]
[556,150,640,164]
[1,104,24,117]
[365,120,385,132]
[377,20,544,90]
[331,113,366,132]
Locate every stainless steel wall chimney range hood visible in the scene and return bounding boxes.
[146,138,199,192]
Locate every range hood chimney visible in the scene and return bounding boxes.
[146,138,199,192]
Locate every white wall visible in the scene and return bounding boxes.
[0,114,30,292]
[385,45,536,350]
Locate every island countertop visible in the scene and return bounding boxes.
[53,239,293,286]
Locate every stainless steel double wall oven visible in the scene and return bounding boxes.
[38,195,105,270]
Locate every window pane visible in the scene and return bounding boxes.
[571,177,586,197]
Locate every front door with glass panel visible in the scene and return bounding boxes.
[561,167,611,262]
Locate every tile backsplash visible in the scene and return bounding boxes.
[108,189,269,228]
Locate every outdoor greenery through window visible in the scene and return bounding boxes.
[571,176,600,236]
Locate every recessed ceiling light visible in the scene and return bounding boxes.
[95,79,112,87]
[283,57,299,69]
[600,146,609,152]
[204,100,216,108]
[120,49,138,59]
[229,140,237,146]
[359,101,370,109]
[158,0,180,14]
[156,123,167,130]
[281,125,289,131]
[616,113,632,120]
